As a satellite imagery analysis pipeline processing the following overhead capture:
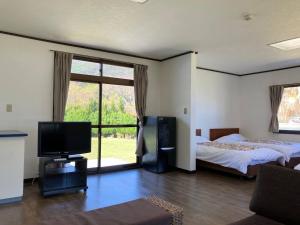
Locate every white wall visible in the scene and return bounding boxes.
[189,68,240,171]
[189,53,198,170]
[0,33,162,179]
[191,67,300,144]
[3,32,299,177]
[192,69,240,139]
[160,54,195,171]
[240,67,300,142]
[159,58,240,171]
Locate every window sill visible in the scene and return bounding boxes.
[278,130,300,135]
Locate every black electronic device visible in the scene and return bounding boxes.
[38,122,91,158]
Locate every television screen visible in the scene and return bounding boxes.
[38,122,91,157]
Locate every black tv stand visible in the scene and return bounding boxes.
[39,157,88,197]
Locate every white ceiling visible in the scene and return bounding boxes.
[0,0,300,74]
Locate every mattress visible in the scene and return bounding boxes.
[196,144,285,174]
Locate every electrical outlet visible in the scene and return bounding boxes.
[6,104,12,112]
[184,107,188,114]
[196,129,202,136]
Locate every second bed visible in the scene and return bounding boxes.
[196,128,286,178]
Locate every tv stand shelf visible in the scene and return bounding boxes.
[39,157,88,197]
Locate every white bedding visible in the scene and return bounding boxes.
[196,144,285,174]
[238,141,300,162]
[214,134,300,162]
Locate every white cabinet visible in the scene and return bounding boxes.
[0,131,27,204]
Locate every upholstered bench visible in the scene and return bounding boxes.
[38,197,183,225]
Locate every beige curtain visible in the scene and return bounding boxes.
[53,51,73,121]
[134,64,148,157]
[269,85,284,133]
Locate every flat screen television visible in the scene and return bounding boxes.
[38,122,91,157]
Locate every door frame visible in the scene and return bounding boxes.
[69,55,140,173]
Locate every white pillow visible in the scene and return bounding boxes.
[196,136,211,144]
[215,134,247,143]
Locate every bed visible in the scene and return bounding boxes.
[241,141,300,168]
[196,128,285,178]
[212,128,300,168]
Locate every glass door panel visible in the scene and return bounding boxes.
[66,60,138,172]
[101,83,137,168]
[65,81,99,169]
[81,128,99,169]
[101,127,137,167]
[101,84,136,125]
[65,81,99,125]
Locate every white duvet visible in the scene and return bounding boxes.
[238,141,300,162]
[213,134,300,162]
[196,144,285,174]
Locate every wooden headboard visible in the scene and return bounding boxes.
[209,128,239,141]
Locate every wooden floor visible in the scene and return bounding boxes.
[0,169,256,225]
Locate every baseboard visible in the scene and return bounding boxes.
[0,196,22,205]
[176,168,197,174]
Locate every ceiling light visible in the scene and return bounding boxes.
[269,37,300,50]
[130,0,149,3]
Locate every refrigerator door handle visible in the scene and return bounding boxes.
[160,147,175,151]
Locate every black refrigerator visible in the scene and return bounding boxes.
[142,116,176,173]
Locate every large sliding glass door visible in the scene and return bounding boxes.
[64,56,138,172]
[101,83,137,168]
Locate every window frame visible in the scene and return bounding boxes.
[69,55,139,173]
[71,55,134,86]
[278,83,300,135]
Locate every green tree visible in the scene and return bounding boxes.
[65,96,136,138]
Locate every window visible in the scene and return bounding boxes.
[71,59,101,76]
[103,64,134,79]
[65,56,138,171]
[278,85,300,133]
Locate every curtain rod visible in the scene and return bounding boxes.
[282,83,300,88]
[270,83,300,88]
[49,50,136,67]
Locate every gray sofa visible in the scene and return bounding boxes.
[229,165,300,225]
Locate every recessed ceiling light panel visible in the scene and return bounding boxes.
[130,0,149,4]
[269,37,300,50]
